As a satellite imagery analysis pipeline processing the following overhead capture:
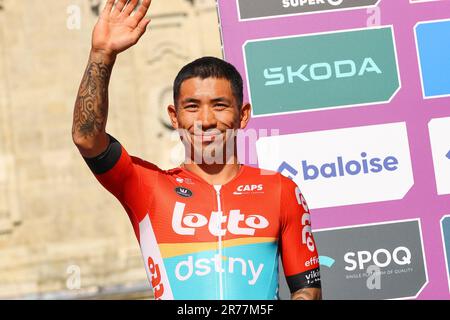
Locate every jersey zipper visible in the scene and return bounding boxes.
[213,185,224,300]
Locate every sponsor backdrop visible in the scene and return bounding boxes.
[216,0,450,299]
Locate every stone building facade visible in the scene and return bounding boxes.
[0,0,222,299]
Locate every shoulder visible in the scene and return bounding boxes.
[130,155,164,173]
[130,156,182,180]
[242,164,279,178]
[245,165,296,187]
[242,165,299,191]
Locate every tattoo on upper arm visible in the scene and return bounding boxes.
[73,61,112,138]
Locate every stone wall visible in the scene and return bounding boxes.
[0,0,222,299]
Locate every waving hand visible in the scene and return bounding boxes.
[92,0,152,57]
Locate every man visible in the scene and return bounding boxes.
[72,0,321,300]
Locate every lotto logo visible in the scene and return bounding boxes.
[295,187,315,252]
[171,202,269,236]
[139,216,174,300]
[148,256,164,299]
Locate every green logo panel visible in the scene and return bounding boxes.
[244,27,400,117]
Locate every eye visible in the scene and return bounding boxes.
[184,104,198,110]
[214,103,228,109]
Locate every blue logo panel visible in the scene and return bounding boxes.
[416,20,450,98]
[163,242,279,300]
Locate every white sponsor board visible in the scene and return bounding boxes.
[256,122,414,209]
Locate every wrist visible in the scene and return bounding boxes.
[90,48,117,65]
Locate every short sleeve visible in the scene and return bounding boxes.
[82,134,158,238]
[279,175,321,293]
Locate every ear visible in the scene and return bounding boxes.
[239,103,252,129]
[167,104,179,129]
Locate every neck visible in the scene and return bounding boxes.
[182,156,242,185]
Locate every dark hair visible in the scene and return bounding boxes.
[173,56,243,108]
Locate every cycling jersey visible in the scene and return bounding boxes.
[84,135,321,300]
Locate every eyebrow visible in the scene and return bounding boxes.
[211,97,232,104]
[181,98,201,104]
[181,97,232,104]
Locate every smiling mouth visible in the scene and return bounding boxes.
[193,133,222,143]
[200,135,216,142]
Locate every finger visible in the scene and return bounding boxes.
[111,0,127,17]
[121,0,138,17]
[133,0,152,23]
[101,0,115,17]
[132,18,151,43]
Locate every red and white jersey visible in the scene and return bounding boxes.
[84,135,321,299]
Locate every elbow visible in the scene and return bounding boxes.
[72,130,109,158]
[72,128,90,148]
[72,134,94,154]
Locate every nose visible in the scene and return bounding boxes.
[197,105,217,130]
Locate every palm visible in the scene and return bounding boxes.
[93,16,138,53]
[92,0,152,56]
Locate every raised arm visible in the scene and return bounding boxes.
[72,0,152,158]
